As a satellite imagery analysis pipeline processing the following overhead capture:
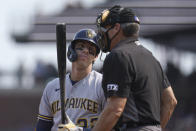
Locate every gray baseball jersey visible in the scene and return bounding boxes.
[37,70,106,131]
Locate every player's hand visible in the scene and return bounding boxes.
[58,123,83,131]
[58,114,83,131]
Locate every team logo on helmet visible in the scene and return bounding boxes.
[86,30,94,39]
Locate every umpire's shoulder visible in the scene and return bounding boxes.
[105,50,122,63]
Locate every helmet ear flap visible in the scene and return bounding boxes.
[67,44,78,62]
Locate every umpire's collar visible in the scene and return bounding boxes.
[113,36,139,50]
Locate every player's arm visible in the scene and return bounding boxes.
[36,81,55,131]
[92,96,127,131]
[35,119,53,131]
[160,86,177,128]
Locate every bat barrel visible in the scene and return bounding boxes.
[56,23,68,124]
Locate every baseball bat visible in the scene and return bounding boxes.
[56,23,68,124]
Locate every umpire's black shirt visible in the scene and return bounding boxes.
[102,37,170,126]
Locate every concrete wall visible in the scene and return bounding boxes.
[0,88,43,131]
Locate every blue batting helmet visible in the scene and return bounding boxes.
[67,29,100,62]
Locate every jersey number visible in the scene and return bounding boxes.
[76,117,98,128]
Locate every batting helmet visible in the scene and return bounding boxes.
[67,29,100,62]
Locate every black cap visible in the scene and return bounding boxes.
[96,5,140,27]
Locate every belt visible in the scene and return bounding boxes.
[126,121,149,128]
[115,121,160,131]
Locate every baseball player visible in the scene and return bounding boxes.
[35,29,106,131]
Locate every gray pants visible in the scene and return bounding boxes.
[126,125,162,131]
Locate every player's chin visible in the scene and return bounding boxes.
[78,60,92,67]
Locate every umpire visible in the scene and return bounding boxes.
[92,5,177,131]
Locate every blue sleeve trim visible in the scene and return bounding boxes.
[35,119,53,131]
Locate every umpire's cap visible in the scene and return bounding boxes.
[96,5,140,28]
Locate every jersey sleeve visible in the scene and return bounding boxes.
[163,72,171,88]
[38,83,53,122]
[102,51,135,98]
[156,60,171,89]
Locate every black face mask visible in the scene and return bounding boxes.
[97,25,121,53]
[97,26,112,53]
